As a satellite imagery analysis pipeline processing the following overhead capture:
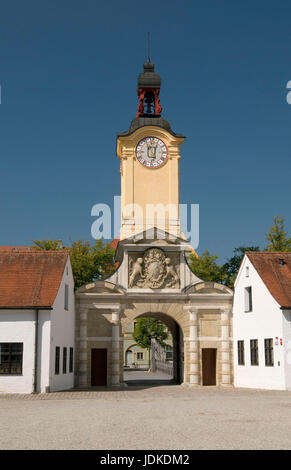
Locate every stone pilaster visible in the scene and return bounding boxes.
[188,308,199,386]
[111,309,121,385]
[78,308,88,387]
[220,307,231,386]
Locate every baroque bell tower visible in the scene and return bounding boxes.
[116,61,185,240]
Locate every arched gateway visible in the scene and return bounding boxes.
[75,61,233,388]
[75,229,233,387]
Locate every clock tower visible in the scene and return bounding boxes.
[116,61,185,240]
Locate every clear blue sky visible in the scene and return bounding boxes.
[1,0,291,263]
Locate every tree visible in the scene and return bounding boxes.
[265,215,291,252]
[187,250,226,284]
[32,239,63,250]
[31,239,115,289]
[132,317,169,370]
[222,246,260,289]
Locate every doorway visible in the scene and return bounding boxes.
[123,314,183,386]
[126,349,133,366]
[91,348,107,386]
[202,348,217,386]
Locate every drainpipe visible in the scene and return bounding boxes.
[33,309,39,393]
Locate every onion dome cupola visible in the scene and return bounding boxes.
[117,61,185,139]
[136,62,162,117]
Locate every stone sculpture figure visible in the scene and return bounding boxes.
[128,258,144,288]
[164,257,180,288]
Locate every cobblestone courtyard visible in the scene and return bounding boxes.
[1,378,291,450]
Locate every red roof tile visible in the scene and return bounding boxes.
[246,252,291,308]
[0,246,33,251]
[0,251,69,308]
[110,238,119,251]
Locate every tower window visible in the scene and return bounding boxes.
[144,91,155,114]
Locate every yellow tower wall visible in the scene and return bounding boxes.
[116,126,185,239]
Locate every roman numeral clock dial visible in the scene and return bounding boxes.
[136,137,168,168]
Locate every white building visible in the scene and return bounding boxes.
[0,249,75,393]
[233,252,291,390]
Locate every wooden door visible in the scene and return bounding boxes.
[202,348,217,386]
[91,348,107,386]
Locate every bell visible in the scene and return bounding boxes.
[144,92,154,114]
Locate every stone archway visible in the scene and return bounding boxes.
[122,311,184,384]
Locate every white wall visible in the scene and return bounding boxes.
[282,309,291,389]
[49,257,75,392]
[37,310,51,393]
[0,310,36,393]
[0,309,52,394]
[233,255,285,390]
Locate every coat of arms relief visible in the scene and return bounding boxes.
[128,248,180,289]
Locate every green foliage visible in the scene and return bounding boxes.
[265,215,291,252]
[222,246,260,289]
[32,239,63,250]
[132,317,169,350]
[188,250,226,284]
[31,239,115,289]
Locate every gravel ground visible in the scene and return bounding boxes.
[1,377,291,450]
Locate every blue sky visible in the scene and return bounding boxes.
[0,0,291,263]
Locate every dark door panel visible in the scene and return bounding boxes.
[202,348,216,386]
[91,348,107,386]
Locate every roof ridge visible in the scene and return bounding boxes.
[246,251,291,255]
[0,250,68,253]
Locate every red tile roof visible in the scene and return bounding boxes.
[110,238,119,251]
[0,246,33,251]
[109,239,120,268]
[246,252,291,308]
[0,251,69,308]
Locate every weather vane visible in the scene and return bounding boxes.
[147,32,151,62]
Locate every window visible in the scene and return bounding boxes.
[244,286,253,312]
[55,347,60,374]
[250,339,259,366]
[165,345,173,361]
[246,266,249,277]
[64,284,69,310]
[136,352,144,360]
[69,347,74,373]
[237,340,245,365]
[63,347,67,374]
[265,339,274,367]
[0,343,23,375]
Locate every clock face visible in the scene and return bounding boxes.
[136,137,168,168]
